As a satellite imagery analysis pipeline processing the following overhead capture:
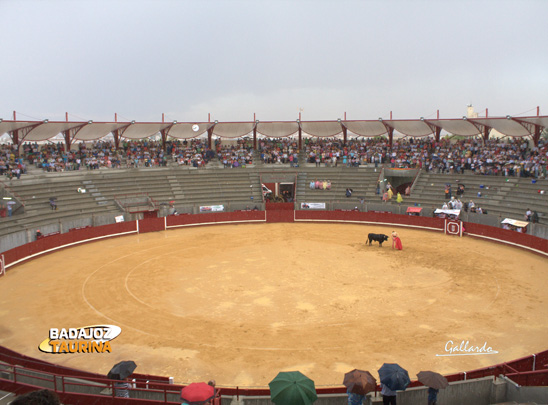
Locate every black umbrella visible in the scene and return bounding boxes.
[378,363,410,391]
[108,360,137,380]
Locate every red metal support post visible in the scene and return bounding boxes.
[483,126,490,143]
[63,130,72,151]
[533,125,541,147]
[160,129,168,151]
[207,127,213,150]
[113,129,120,150]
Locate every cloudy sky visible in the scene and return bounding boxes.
[1,0,547,123]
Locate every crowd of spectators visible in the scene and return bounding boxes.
[299,136,548,178]
[1,135,547,180]
[0,144,26,179]
[169,139,214,167]
[258,138,299,166]
[217,138,253,168]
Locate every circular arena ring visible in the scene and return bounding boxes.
[1,211,547,389]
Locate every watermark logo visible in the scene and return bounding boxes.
[436,340,499,357]
[38,325,121,354]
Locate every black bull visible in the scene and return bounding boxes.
[367,233,389,246]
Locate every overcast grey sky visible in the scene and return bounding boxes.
[1,0,547,123]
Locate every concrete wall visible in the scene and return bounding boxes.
[390,377,495,405]
[222,378,516,405]
[223,393,348,405]
[505,378,548,403]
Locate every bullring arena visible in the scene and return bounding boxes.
[1,218,548,388]
[1,113,548,403]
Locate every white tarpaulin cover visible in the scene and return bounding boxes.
[501,218,529,228]
[301,202,326,209]
[434,209,461,218]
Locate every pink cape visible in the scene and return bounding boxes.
[392,236,403,250]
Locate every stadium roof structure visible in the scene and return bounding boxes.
[0,114,547,147]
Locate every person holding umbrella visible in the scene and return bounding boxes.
[180,382,215,405]
[380,383,397,405]
[343,369,376,405]
[107,360,137,398]
[269,371,317,405]
[378,363,411,405]
[416,370,448,405]
[427,387,439,405]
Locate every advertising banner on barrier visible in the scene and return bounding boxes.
[199,205,224,212]
[115,215,125,223]
[300,202,326,209]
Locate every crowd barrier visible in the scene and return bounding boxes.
[2,210,547,269]
[1,345,547,404]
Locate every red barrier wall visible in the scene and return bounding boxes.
[296,210,446,231]
[464,221,548,252]
[266,210,294,223]
[2,221,137,268]
[166,211,265,228]
[138,217,165,233]
[2,212,547,397]
[265,202,294,210]
[3,211,547,270]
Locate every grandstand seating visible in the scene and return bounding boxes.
[1,164,546,237]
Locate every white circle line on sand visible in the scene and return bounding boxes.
[81,250,161,337]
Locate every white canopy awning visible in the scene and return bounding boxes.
[256,122,299,137]
[300,121,342,137]
[213,122,255,138]
[342,120,387,137]
[167,123,212,139]
[427,119,481,137]
[0,114,546,142]
[384,120,435,137]
[473,118,531,137]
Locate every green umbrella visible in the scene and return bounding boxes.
[269,371,317,405]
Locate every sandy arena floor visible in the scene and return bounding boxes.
[1,223,547,388]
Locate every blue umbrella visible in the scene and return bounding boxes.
[378,363,410,391]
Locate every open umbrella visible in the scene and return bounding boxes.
[107,360,137,380]
[417,371,449,390]
[180,382,215,405]
[269,371,317,405]
[378,363,410,391]
[343,369,376,395]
